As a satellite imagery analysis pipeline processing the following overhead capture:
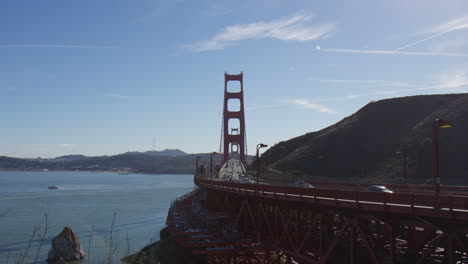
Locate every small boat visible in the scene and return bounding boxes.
[48,185,60,190]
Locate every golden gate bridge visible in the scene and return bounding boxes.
[166,72,468,264]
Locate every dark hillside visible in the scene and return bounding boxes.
[261,93,468,185]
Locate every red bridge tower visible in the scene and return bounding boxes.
[222,72,247,165]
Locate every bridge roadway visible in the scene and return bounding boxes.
[196,178,468,222]
[297,179,468,197]
[166,176,468,263]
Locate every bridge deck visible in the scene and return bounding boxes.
[196,178,468,222]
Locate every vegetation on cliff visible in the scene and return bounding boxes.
[261,93,468,185]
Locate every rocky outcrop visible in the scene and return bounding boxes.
[48,257,67,264]
[122,227,205,264]
[47,226,85,262]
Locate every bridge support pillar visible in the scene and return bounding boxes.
[222,72,247,165]
[319,214,329,264]
[389,223,397,264]
[447,230,454,264]
[350,225,356,264]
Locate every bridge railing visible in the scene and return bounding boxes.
[254,174,468,196]
[195,178,468,212]
[296,178,468,195]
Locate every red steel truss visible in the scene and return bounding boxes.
[163,178,468,263]
[222,72,247,165]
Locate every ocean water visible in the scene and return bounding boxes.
[0,171,195,263]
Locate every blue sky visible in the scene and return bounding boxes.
[1,0,468,158]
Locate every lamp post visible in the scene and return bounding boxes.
[433,119,451,207]
[195,156,201,178]
[319,154,328,177]
[395,149,407,184]
[210,152,218,181]
[256,144,268,184]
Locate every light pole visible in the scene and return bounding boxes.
[395,149,407,184]
[319,154,328,177]
[195,156,201,178]
[210,152,218,181]
[433,119,451,207]
[256,144,268,184]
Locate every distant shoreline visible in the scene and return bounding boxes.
[0,169,193,175]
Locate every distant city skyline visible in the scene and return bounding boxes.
[1,0,468,158]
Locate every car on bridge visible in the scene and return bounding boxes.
[292,181,315,188]
[239,177,254,184]
[367,185,393,193]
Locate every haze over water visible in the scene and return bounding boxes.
[0,171,194,263]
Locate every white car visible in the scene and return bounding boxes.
[239,177,254,184]
[292,181,314,188]
[367,185,393,194]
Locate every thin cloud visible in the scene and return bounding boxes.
[316,17,468,57]
[245,104,289,111]
[245,69,468,114]
[311,69,468,102]
[0,45,111,49]
[426,16,468,35]
[60,144,76,148]
[373,85,449,95]
[433,67,468,92]
[312,84,467,103]
[186,12,335,52]
[373,83,468,95]
[289,99,337,114]
[308,78,445,87]
[375,82,466,97]
[393,16,468,52]
[318,48,468,57]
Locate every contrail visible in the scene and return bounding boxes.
[394,16,468,51]
[0,45,111,49]
[319,48,468,57]
[392,30,451,52]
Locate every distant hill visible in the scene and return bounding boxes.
[125,149,188,157]
[54,155,88,161]
[0,147,259,174]
[0,151,226,175]
[261,93,468,185]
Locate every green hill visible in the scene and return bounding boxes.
[260,93,468,185]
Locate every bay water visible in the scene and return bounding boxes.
[0,171,195,263]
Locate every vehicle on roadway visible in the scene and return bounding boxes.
[367,185,393,193]
[239,177,254,184]
[292,181,315,188]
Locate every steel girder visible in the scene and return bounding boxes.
[202,188,468,264]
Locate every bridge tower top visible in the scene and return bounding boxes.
[222,72,247,165]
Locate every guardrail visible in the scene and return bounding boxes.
[195,178,468,220]
[284,178,468,194]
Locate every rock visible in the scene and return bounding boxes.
[47,226,85,262]
[49,257,67,264]
[121,227,205,264]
